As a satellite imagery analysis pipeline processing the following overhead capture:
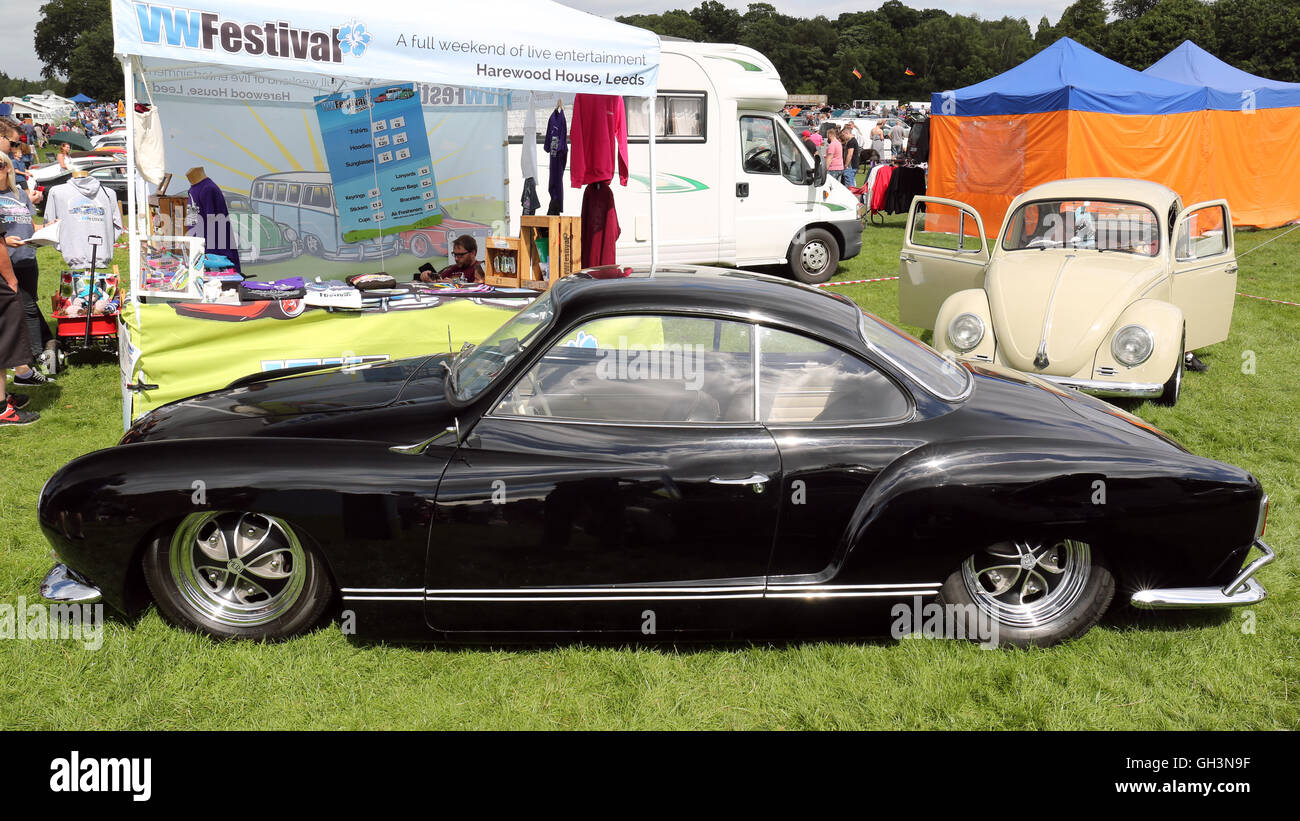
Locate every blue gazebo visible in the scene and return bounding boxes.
[69,93,95,104]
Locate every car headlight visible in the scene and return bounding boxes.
[1111,324,1154,366]
[947,313,985,352]
[281,227,299,243]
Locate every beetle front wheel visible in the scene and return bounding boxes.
[143,512,334,640]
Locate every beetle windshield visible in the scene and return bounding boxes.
[1002,200,1160,256]
[450,291,556,403]
[858,311,971,401]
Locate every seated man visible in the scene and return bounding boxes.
[416,234,484,283]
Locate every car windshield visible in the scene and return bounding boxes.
[1002,199,1160,256]
[450,291,556,403]
[858,311,971,401]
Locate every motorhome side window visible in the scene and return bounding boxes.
[740,116,779,175]
[774,125,807,184]
[624,93,705,142]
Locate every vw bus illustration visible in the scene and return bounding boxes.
[249,171,399,262]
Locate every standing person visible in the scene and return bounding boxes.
[824,125,844,183]
[841,123,860,187]
[889,119,907,158]
[0,155,53,383]
[0,230,38,425]
[870,122,886,164]
[800,130,817,158]
[56,143,71,170]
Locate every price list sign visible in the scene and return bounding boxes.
[313,83,441,244]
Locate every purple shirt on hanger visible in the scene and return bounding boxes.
[187,176,241,271]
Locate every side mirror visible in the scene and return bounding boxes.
[806,154,826,187]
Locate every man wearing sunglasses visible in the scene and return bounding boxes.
[416,234,484,283]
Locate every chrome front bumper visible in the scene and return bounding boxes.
[1037,374,1163,398]
[1131,539,1274,609]
[40,563,103,605]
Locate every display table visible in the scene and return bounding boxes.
[119,291,535,426]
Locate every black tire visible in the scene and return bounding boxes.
[938,538,1115,648]
[409,234,434,258]
[788,227,840,284]
[142,512,333,640]
[303,234,324,257]
[1156,328,1184,406]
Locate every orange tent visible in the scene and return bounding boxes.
[928,38,1248,237]
[1144,41,1300,229]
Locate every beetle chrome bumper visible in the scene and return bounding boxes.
[40,563,102,605]
[1037,375,1163,398]
[1130,539,1274,609]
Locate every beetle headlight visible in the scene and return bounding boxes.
[947,313,985,352]
[1111,325,1154,366]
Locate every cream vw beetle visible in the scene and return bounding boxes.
[898,179,1237,405]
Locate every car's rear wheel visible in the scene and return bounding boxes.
[1157,328,1184,406]
[939,538,1114,648]
[409,234,434,258]
[788,228,839,284]
[143,512,333,640]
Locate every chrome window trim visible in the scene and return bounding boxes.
[858,312,974,403]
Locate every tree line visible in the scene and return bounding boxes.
[617,0,1300,102]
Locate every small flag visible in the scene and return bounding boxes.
[852,68,862,79]
[904,67,916,76]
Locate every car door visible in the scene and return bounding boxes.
[898,196,989,329]
[1171,200,1236,350]
[756,326,922,591]
[426,314,781,635]
[735,114,814,265]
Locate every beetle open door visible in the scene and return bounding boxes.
[1171,200,1236,351]
[898,196,989,329]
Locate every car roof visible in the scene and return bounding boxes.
[549,266,870,353]
[1014,177,1179,212]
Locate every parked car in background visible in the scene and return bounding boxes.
[33,160,128,216]
[899,178,1237,405]
[223,190,299,264]
[39,266,1271,647]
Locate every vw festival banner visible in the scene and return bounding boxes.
[136,60,506,276]
[112,0,660,94]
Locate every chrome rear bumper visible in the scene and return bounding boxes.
[1131,539,1274,609]
[40,563,102,605]
[1037,374,1163,398]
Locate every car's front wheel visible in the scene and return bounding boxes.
[939,538,1114,648]
[143,512,334,640]
[1157,329,1184,406]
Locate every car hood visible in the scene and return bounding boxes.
[987,251,1164,375]
[121,355,455,444]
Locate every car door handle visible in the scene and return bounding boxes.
[1226,264,1238,273]
[900,254,917,263]
[710,473,769,486]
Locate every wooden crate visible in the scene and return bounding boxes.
[147,194,188,238]
[483,236,523,287]
[519,215,581,290]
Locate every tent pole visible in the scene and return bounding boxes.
[122,57,140,307]
[647,93,657,270]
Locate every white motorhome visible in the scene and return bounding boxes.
[508,42,862,283]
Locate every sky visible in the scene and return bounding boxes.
[0,0,1074,83]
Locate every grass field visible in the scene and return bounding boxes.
[1,220,1296,731]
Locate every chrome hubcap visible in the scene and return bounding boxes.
[801,241,829,273]
[961,539,1090,628]
[169,512,306,627]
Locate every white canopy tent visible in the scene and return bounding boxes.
[110,0,664,291]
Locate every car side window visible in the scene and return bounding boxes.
[758,327,909,424]
[740,116,779,175]
[1175,204,1229,261]
[494,315,755,424]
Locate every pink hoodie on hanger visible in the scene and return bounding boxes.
[569,94,629,188]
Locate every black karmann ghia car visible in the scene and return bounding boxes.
[39,267,1273,647]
